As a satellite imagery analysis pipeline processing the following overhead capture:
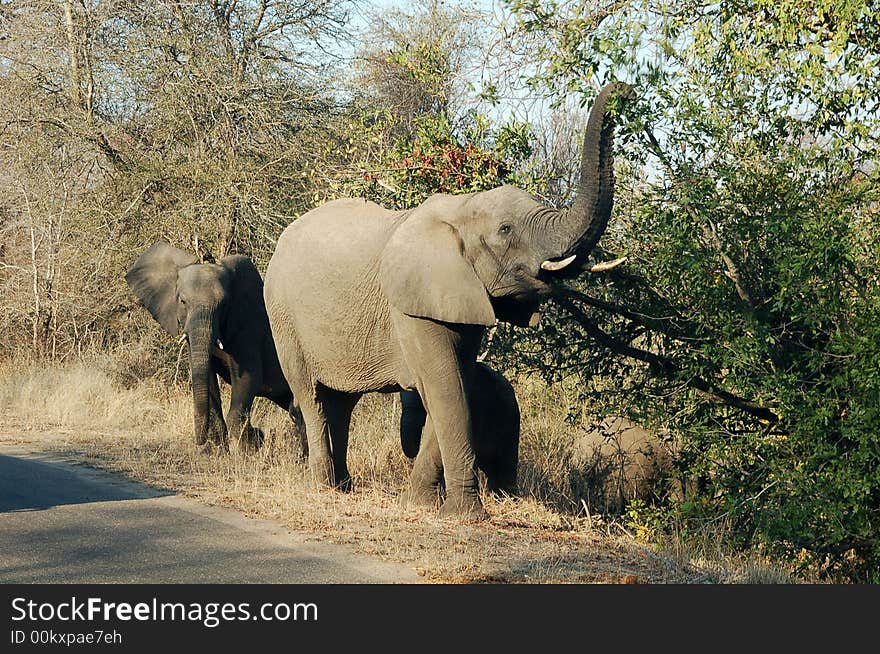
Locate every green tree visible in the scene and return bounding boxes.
[501,0,880,579]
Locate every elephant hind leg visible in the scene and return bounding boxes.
[319,386,359,492]
[298,385,358,491]
[273,345,338,486]
[298,389,336,488]
[287,401,308,459]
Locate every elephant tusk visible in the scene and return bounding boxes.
[177,333,188,345]
[540,254,577,272]
[589,256,627,273]
[216,339,224,350]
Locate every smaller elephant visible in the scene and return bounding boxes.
[400,362,519,504]
[125,241,302,450]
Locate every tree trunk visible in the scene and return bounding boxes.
[62,0,82,109]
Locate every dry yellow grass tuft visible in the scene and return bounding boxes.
[0,358,798,583]
[0,359,192,435]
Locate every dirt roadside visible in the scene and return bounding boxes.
[0,420,713,584]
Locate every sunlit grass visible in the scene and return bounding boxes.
[0,357,799,583]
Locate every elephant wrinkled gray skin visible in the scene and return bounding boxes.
[126,241,303,450]
[264,83,621,519]
[400,362,519,505]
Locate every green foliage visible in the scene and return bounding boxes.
[504,0,880,580]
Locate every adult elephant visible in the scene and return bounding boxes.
[126,241,302,450]
[264,83,623,518]
[400,362,519,503]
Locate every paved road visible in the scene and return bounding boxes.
[0,448,421,583]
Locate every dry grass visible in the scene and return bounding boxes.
[0,358,799,583]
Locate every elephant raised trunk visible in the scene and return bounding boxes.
[545,83,621,273]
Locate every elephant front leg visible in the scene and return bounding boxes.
[435,431,485,520]
[395,315,487,520]
[402,416,444,508]
[227,379,262,452]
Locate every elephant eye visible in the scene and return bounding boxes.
[498,224,512,236]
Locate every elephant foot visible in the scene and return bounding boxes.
[400,485,442,509]
[232,426,264,454]
[309,457,354,492]
[195,427,228,452]
[197,438,228,456]
[335,474,354,493]
[439,494,488,522]
[309,458,336,489]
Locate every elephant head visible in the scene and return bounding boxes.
[379,83,623,329]
[125,241,267,447]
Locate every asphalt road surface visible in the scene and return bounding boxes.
[0,448,421,583]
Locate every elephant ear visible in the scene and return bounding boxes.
[220,255,268,344]
[125,241,197,335]
[379,200,496,326]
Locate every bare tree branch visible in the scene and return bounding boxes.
[554,296,780,425]
[557,286,708,344]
